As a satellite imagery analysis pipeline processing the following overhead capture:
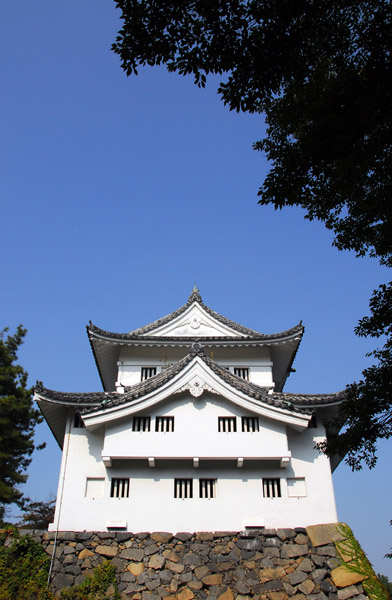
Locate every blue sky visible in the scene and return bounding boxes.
[1,1,391,577]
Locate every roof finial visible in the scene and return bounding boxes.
[188,283,202,303]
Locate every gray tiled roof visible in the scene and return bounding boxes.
[87,289,304,342]
[35,345,344,417]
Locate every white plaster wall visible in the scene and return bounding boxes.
[51,407,338,532]
[117,346,274,388]
[102,394,289,460]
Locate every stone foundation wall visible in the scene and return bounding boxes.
[27,524,370,600]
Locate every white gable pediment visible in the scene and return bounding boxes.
[146,303,245,338]
[83,355,310,431]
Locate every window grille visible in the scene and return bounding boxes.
[199,479,216,499]
[141,367,157,381]
[218,417,237,432]
[110,478,129,498]
[218,417,237,433]
[155,416,174,432]
[262,478,281,498]
[133,416,151,431]
[234,368,249,380]
[73,412,85,428]
[174,479,193,499]
[242,416,259,432]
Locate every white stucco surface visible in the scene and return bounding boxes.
[50,402,337,532]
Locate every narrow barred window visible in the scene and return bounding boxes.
[133,416,151,431]
[111,478,129,498]
[234,368,249,380]
[155,416,174,432]
[174,479,193,499]
[262,478,281,498]
[141,367,157,381]
[199,479,216,499]
[241,416,259,432]
[218,417,237,432]
[73,412,85,428]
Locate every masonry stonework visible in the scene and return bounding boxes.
[27,524,370,600]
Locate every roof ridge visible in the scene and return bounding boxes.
[87,292,304,340]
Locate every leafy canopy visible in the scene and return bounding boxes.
[112,0,392,469]
[0,326,44,515]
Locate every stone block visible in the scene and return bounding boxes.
[57,531,76,541]
[298,579,315,594]
[142,592,160,600]
[283,582,297,595]
[236,538,263,551]
[306,524,346,548]
[297,558,314,572]
[95,545,118,558]
[183,552,202,566]
[148,554,166,569]
[159,570,174,584]
[116,532,133,542]
[295,534,309,545]
[196,532,214,541]
[167,561,185,573]
[174,533,193,542]
[317,546,338,557]
[202,574,223,586]
[188,581,203,590]
[164,549,180,562]
[276,529,296,541]
[144,543,159,556]
[330,566,365,588]
[234,581,250,595]
[78,548,94,559]
[151,532,173,543]
[281,544,309,559]
[264,538,282,547]
[266,592,288,600]
[194,566,210,579]
[259,580,283,592]
[312,569,328,584]
[52,572,75,589]
[259,566,286,583]
[218,587,234,600]
[176,587,195,600]
[288,570,308,585]
[120,548,145,561]
[321,579,337,593]
[337,585,361,600]
[263,529,278,537]
[128,562,145,576]
[63,555,75,565]
[146,580,160,591]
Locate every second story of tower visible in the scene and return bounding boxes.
[87,288,304,393]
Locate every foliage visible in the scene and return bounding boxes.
[17,497,56,530]
[60,561,120,600]
[377,574,392,599]
[0,526,53,600]
[0,326,44,515]
[336,523,389,600]
[112,0,392,469]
